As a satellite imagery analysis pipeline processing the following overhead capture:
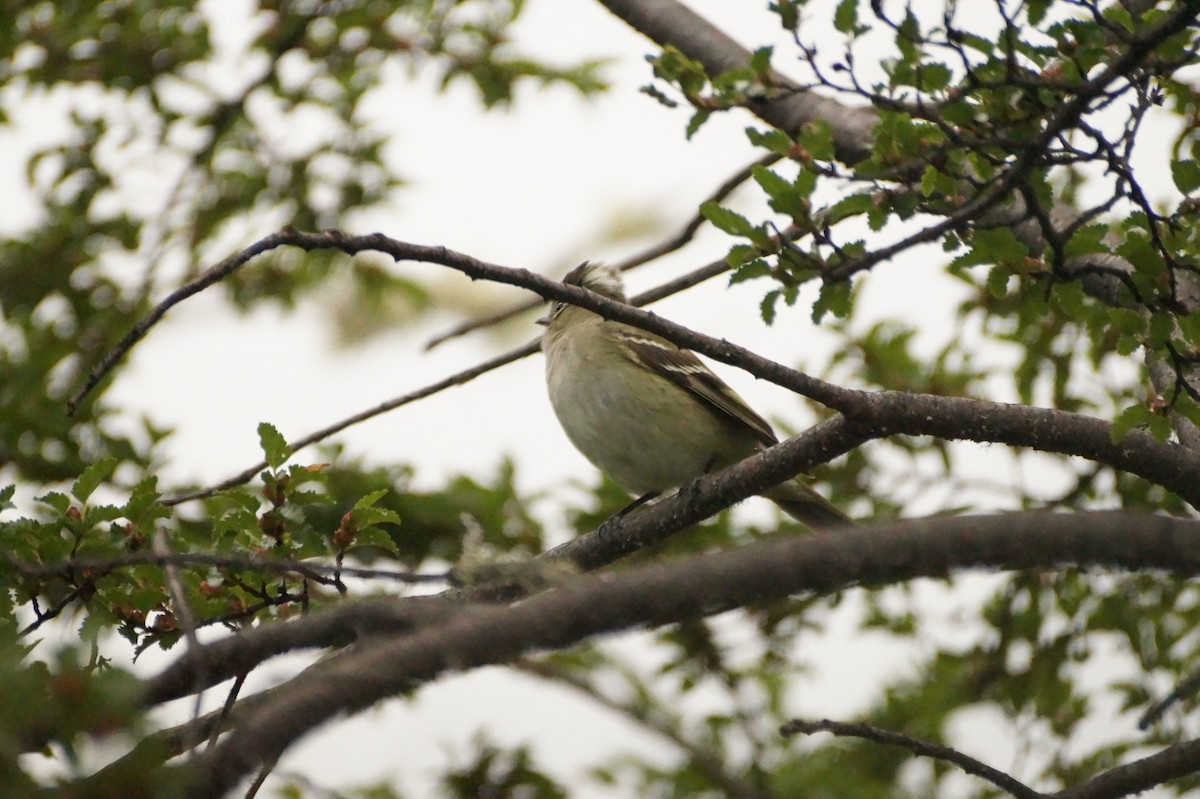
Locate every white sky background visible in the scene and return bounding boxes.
[4,0,1187,795]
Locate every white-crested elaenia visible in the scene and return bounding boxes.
[539,262,851,530]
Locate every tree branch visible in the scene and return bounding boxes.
[781,717,1041,799]
[74,231,1200,513]
[168,511,1200,797]
[422,151,782,350]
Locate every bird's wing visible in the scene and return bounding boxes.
[617,329,778,447]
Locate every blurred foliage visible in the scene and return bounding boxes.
[1,1,1199,798]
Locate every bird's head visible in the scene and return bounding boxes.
[538,261,626,330]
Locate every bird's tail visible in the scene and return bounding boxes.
[763,478,854,530]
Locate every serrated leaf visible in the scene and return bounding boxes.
[1114,333,1140,356]
[798,121,835,162]
[1178,312,1200,346]
[36,492,72,514]
[1146,412,1173,442]
[745,126,794,155]
[84,505,125,526]
[749,46,773,75]
[1027,0,1051,24]
[258,422,290,469]
[72,457,118,504]
[1064,225,1110,259]
[751,164,792,198]
[700,201,755,237]
[920,165,941,197]
[730,257,771,284]
[352,525,400,555]
[1050,280,1086,316]
[353,489,390,510]
[124,476,165,525]
[1146,314,1175,349]
[1173,394,1200,430]
[1171,158,1200,191]
[812,279,852,323]
[1110,404,1151,442]
[973,228,1029,266]
[771,0,799,30]
[754,165,811,218]
[760,290,781,325]
[355,506,403,527]
[824,193,874,226]
[834,0,861,34]
[985,265,1011,298]
[0,485,14,513]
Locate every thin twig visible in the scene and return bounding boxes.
[1051,737,1200,799]
[153,529,208,757]
[242,754,279,799]
[207,673,247,752]
[781,718,1042,799]
[1140,668,1200,729]
[66,232,298,416]
[422,151,783,350]
[163,339,538,504]
[519,659,767,799]
[162,239,794,506]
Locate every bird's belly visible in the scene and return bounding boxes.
[547,356,755,495]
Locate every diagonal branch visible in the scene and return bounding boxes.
[422,151,782,350]
[75,231,1200,511]
[782,717,1041,799]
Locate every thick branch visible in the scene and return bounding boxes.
[595,0,877,160]
[172,511,1200,797]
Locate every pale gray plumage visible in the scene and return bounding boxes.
[540,262,851,530]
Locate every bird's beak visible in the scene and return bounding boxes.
[535,313,550,326]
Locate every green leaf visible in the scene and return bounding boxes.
[124,476,166,526]
[1050,280,1086,317]
[823,193,874,226]
[771,0,799,30]
[752,164,793,199]
[1146,313,1175,349]
[1064,225,1110,259]
[685,108,712,139]
[798,121,835,162]
[1171,158,1200,194]
[0,485,14,513]
[1111,404,1152,442]
[745,126,794,155]
[760,290,781,325]
[753,165,811,218]
[834,0,864,34]
[356,505,403,528]
[730,257,771,284]
[919,165,957,198]
[353,488,390,511]
[973,228,1030,266]
[258,422,290,469]
[700,201,755,237]
[36,491,71,514]
[812,279,852,323]
[985,265,1011,299]
[72,457,118,504]
[749,46,773,76]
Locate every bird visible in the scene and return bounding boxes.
[539,261,851,530]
